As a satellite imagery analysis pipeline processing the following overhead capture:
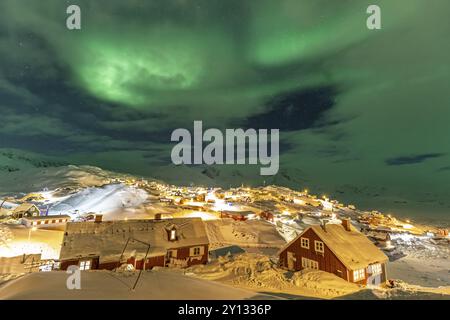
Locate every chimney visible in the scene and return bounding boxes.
[321,219,329,231]
[154,213,162,220]
[342,218,352,231]
[94,214,103,223]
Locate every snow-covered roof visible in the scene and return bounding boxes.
[59,218,209,263]
[13,203,39,213]
[311,224,388,270]
[22,214,71,221]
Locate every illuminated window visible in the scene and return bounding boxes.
[370,263,382,275]
[170,229,177,241]
[301,257,319,270]
[300,237,309,249]
[79,260,91,271]
[314,241,324,253]
[353,268,365,282]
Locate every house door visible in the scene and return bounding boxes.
[367,273,382,286]
[166,249,177,266]
[287,251,296,270]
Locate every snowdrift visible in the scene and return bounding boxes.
[0,269,276,300]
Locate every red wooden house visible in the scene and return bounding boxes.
[59,217,209,271]
[278,219,388,286]
[258,211,274,222]
[220,210,252,221]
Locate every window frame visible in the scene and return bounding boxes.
[190,246,203,257]
[79,260,91,271]
[314,240,324,253]
[300,237,309,249]
[301,257,319,270]
[370,263,382,275]
[169,229,177,241]
[353,268,365,282]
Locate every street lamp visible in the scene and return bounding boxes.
[28,226,37,242]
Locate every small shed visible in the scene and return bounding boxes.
[12,203,40,219]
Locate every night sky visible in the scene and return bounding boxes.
[1,0,449,223]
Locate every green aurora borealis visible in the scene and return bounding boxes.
[1,0,450,223]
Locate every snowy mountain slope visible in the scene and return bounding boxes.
[48,183,148,216]
[0,149,144,195]
[150,164,309,189]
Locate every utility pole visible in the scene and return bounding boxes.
[117,237,152,291]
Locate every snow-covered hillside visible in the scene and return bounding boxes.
[150,164,309,189]
[0,149,146,196]
[48,184,148,217]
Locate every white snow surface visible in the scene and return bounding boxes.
[48,184,148,217]
[0,269,277,300]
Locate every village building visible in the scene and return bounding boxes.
[59,216,209,271]
[278,219,388,286]
[12,203,41,219]
[258,211,274,222]
[21,215,71,229]
[365,230,393,250]
[195,193,206,202]
[220,210,255,221]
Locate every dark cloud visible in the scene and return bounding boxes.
[385,153,446,166]
[242,86,338,131]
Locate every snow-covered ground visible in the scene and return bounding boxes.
[0,269,277,300]
[187,253,362,299]
[47,184,148,218]
[0,225,63,259]
[187,253,450,300]
[205,219,286,250]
